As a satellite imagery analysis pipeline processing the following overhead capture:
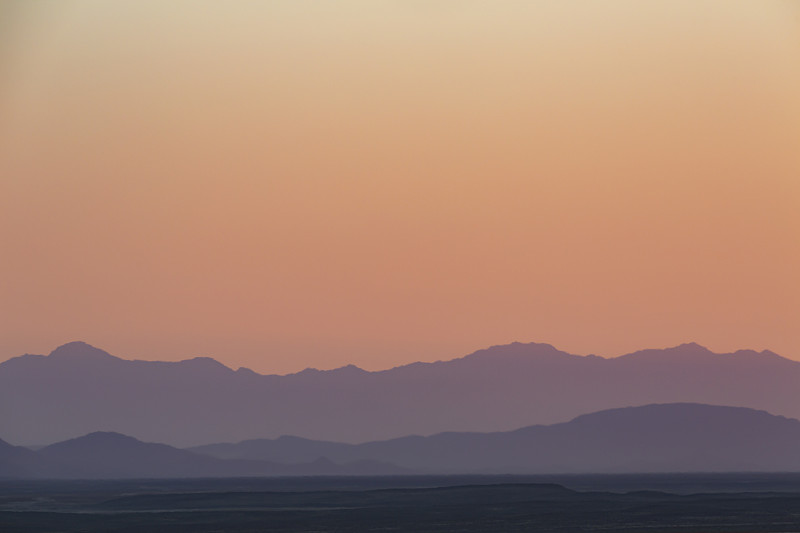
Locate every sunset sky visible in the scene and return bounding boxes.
[1,1,798,374]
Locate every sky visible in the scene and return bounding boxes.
[0,1,798,374]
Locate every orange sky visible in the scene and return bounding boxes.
[1,1,798,374]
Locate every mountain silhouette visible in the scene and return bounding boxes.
[3,404,800,478]
[1,431,408,479]
[0,438,50,478]
[37,431,262,478]
[191,404,800,473]
[1,341,798,446]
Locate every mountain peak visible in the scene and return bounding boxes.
[461,342,568,362]
[177,356,232,371]
[331,364,367,374]
[675,342,707,350]
[81,431,141,443]
[48,342,117,361]
[42,431,144,452]
[618,342,713,361]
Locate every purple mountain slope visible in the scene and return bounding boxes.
[1,341,798,447]
[0,438,51,478]
[0,431,409,479]
[5,404,800,477]
[37,432,264,478]
[192,403,800,473]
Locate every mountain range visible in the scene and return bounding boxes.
[190,403,800,473]
[1,341,797,447]
[0,432,407,479]
[3,403,800,478]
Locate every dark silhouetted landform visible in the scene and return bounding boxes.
[0,438,49,478]
[3,404,800,478]
[7,477,800,533]
[0,432,409,479]
[1,341,798,446]
[191,403,800,474]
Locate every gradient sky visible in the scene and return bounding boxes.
[1,1,798,374]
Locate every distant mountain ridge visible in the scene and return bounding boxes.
[3,404,800,478]
[0,431,409,479]
[190,403,800,473]
[1,341,797,446]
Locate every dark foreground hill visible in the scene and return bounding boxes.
[1,341,798,446]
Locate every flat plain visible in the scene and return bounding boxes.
[3,474,800,532]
